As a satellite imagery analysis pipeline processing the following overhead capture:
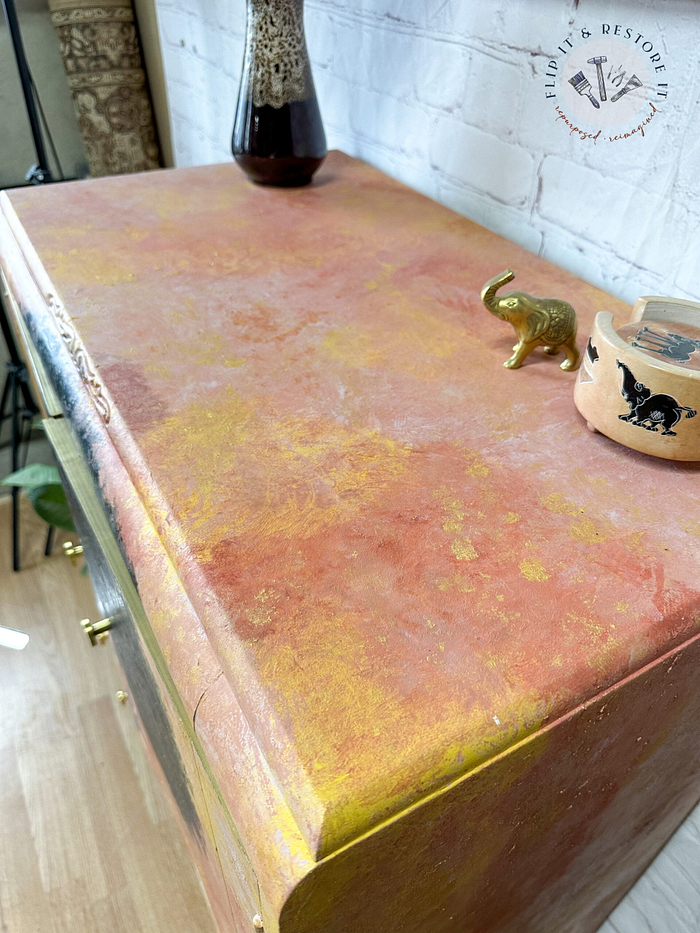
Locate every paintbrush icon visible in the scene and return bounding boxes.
[569,71,600,109]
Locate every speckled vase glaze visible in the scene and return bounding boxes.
[232,0,327,187]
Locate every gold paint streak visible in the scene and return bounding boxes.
[465,458,489,478]
[451,538,478,561]
[248,606,274,627]
[490,608,512,625]
[505,512,520,524]
[626,531,647,554]
[436,574,475,593]
[44,247,136,286]
[322,327,381,367]
[519,558,551,581]
[615,601,629,612]
[443,518,463,533]
[125,226,150,241]
[540,493,583,516]
[143,390,412,548]
[435,489,466,538]
[570,517,609,545]
[248,588,280,628]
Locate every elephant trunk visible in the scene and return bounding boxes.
[481,268,515,317]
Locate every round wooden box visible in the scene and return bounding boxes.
[574,297,700,460]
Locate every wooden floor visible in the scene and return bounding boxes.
[0,496,216,933]
[1,495,699,933]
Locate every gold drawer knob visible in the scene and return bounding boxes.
[81,618,112,646]
[62,541,84,564]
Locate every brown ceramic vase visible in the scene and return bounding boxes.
[232,0,327,187]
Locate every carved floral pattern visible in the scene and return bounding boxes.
[47,293,112,424]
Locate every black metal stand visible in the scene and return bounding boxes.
[1,0,63,569]
[1,0,53,184]
[0,295,38,570]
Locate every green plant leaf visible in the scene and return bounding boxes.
[2,463,61,488]
[27,484,75,532]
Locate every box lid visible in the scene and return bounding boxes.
[5,152,700,859]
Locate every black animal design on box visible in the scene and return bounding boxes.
[631,326,700,365]
[617,360,697,436]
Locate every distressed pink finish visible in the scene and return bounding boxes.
[2,153,700,931]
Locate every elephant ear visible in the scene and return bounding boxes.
[524,310,549,341]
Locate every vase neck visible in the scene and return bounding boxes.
[243,0,313,109]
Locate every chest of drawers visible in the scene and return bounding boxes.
[2,152,700,933]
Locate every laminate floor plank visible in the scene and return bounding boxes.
[0,496,217,933]
[599,807,700,933]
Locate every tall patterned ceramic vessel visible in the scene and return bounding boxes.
[48,0,160,177]
[232,0,327,186]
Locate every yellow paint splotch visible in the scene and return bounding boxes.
[436,573,475,593]
[625,531,648,555]
[44,247,136,287]
[540,493,583,516]
[248,589,280,628]
[452,538,478,561]
[682,519,700,537]
[465,456,489,478]
[192,332,247,368]
[363,262,395,293]
[322,326,381,368]
[441,497,464,534]
[143,389,412,551]
[434,487,467,536]
[519,558,551,581]
[570,517,609,545]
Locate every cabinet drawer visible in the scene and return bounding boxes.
[44,417,260,933]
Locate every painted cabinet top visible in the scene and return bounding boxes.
[5,153,699,859]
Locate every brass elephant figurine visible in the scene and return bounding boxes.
[481,269,580,371]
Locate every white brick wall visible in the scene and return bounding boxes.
[150,1,700,929]
[152,0,700,307]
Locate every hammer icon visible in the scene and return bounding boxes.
[587,56,608,101]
